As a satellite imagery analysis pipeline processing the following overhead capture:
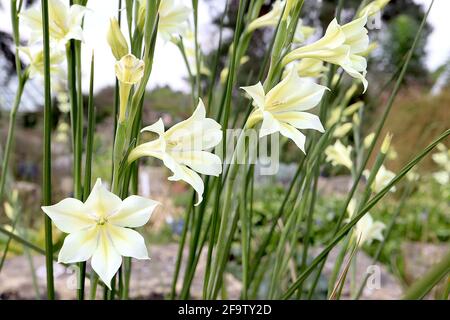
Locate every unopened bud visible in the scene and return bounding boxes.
[364,132,375,149]
[381,133,393,154]
[107,18,129,60]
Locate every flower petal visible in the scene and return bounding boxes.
[107,224,149,259]
[342,15,369,54]
[279,122,306,153]
[266,69,327,112]
[141,118,166,135]
[163,154,204,206]
[241,82,266,110]
[58,225,99,263]
[128,139,165,163]
[85,179,122,218]
[91,227,122,289]
[42,198,95,233]
[170,150,222,176]
[108,195,159,228]
[260,111,280,138]
[274,112,325,132]
[165,99,222,151]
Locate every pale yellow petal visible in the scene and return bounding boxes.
[58,225,99,263]
[107,224,149,259]
[84,179,122,218]
[91,227,122,289]
[266,69,328,112]
[163,154,204,206]
[108,195,159,228]
[170,150,222,176]
[274,112,324,132]
[260,111,280,138]
[42,198,95,233]
[278,122,307,153]
[241,82,266,110]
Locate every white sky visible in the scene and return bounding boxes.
[0,0,449,93]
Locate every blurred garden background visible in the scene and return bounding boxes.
[0,0,448,299]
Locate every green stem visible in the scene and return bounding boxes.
[403,251,450,300]
[170,195,194,299]
[281,128,449,299]
[0,76,27,202]
[353,185,412,299]
[0,0,27,202]
[306,1,434,298]
[41,0,55,300]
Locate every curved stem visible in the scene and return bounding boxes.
[0,77,27,201]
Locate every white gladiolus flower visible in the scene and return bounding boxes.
[159,0,192,40]
[359,0,391,18]
[247,0,285,32]
[325,140,353,169]
[180,30,211,77]
[294,20,315,44]
[340,15,370,91]
[138,0,191,40]
[42,179,159,288]
[242,69,326,153]
[19,46,65,78]
[432,144,450,186]
[115,54,145,122]
[347,199,385,246]
[128,100,223,205]
[20,0,87,47]
[364,165,396,193]
[284,59,327,79]
[355,213,385,245]
[283,16,369,91]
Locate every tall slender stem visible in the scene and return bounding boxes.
[41,0,55,300]
[0,0,28,202]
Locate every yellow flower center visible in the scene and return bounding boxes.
[97,217,108,226]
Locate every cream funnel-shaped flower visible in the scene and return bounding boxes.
[286,59,327,79]
[247,0,285,32]
[128,100,222,205]
[42,179,159,288]
[354,213,385,246]
[115,54,145,122]
[340,15,370,91]
[19,46,65,78]
[359,0,390,18]
[283,17,369,91]
[20,0,87,46]
[325,140,353,169]
[159,0,192,40]
[242,69,326,153]
[138,0,191,40]
[347,199,385,246]
[364,165,396,193]
[294,20,316,44]
[431,143,450,185]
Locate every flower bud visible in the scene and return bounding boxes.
[137,1,146,31]
[343,101,364,117]
[359,0,390,18]
[107,18,129,60]
[115,54,145,122]
[333,123,353,138]
[381,133,393,154]
[282,0,295,21]
[364,132,375,149]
